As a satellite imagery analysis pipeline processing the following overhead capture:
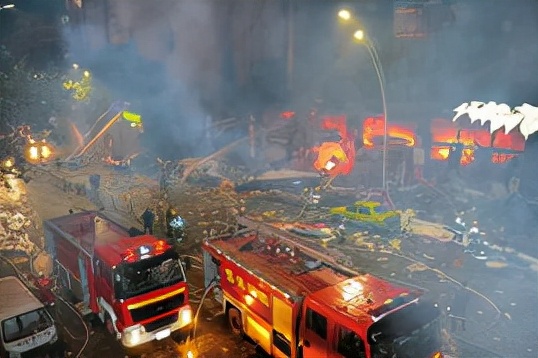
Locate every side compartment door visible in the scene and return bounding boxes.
[330,323,367,358]
[78,253,90,307]
[302,306,329,357]
[94,259,114,303]
[272,296,293,358]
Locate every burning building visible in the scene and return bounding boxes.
[452,101,538,200]
[312,115,356,177]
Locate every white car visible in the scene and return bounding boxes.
[0,276,59,358]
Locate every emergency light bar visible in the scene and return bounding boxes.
[122,240,170,263]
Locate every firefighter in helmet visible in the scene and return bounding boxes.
[166,207,186,242]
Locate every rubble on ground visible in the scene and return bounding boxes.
[161,158,250,187]
[30,164,161,224]
[0,177,41,256]
[391,177,537,253]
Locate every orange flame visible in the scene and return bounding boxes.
[430,121,476,165]
[312,116,356,176]
[280,111,296,120]
[362,116,416,148]
[70,122,84,148]
[430,118,524,165]
[491,130,525,151]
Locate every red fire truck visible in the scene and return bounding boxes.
[202,217,443,358]
[43,211,192,347]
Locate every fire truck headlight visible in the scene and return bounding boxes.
[124,324,144,346]
[179,306,193,326]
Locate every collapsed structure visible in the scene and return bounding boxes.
[66,100,143,167]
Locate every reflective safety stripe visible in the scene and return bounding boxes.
[127,287,186,310]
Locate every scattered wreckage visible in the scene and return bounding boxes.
[0,209,38,255]
[399,209,463,243]
[0,178,39,256]
[327,200,463,243]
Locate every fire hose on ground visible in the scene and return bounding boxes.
[0,254,90,358]
[350,247,503,341]
[192,277,221,350]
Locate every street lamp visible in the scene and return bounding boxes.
[0,4,15,11]
[337,9,351,21]
[338,9,388,190]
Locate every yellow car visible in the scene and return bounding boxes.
[329,201,400,226]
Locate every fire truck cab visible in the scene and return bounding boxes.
[202,217,443,358]
[44,211,192,348]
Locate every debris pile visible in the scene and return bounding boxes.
[97,173,159,216]
[160,158,250,188]
[0,178,40,256]
[394,179,536,244]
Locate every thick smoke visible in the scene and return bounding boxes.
[61,0,297,160]
[384,0,538,109]
[60,0,537,157]
[62,0,219,159]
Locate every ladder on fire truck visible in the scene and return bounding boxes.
[236,216,362,277]
[233,216,429,299]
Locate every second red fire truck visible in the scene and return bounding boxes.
[203,217,444,358]
[43,211,192,347]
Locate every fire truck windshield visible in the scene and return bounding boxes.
[367,300,441,358]
[114,249,185,299]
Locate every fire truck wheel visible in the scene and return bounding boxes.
[227,307,243,336]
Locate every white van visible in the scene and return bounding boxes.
[0,276,58,358]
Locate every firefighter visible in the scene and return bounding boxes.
[166,207,186,242]
[336,220,347,244]
[141,207,155,235]
[447,130,464,176]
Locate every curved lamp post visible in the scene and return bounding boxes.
[338,9,388,190]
